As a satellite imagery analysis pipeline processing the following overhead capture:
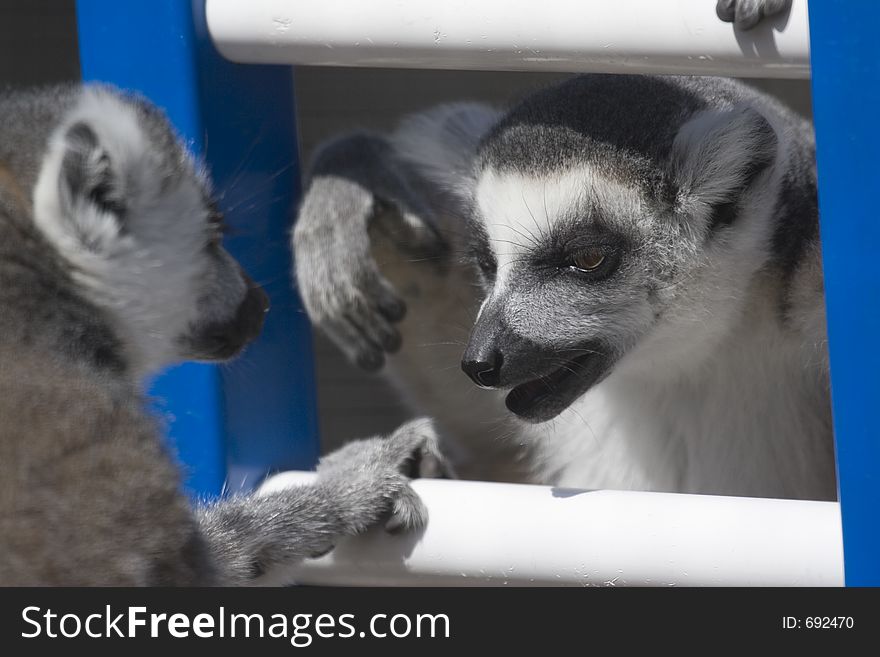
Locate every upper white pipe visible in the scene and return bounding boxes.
[258,472,843,586]
[206,0,810,78]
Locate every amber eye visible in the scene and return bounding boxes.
[570,249,606,272]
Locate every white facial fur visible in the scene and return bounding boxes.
[474,166,656,353]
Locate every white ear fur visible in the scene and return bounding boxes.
[669,105,777,215]
[34,87,147,256]
[56,120,127,252]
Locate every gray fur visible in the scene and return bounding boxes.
[198,418,446,584]
[293,74,832,500]
[0,84,441,585]
[716,0,792,30]
[293,132,451,371]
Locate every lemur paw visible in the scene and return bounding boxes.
[294,182,407,372]
[316,418,451,534]
[716,0,791,30]
[293,134,446,373]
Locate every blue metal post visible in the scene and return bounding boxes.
[808,1,880,585]
[75,0,320,497]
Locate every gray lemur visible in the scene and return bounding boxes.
[293,73,834,501]
[0,84,445,586]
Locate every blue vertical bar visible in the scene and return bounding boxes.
[75,0,319,497]
[808,0,880,585]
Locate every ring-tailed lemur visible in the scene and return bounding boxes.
[293,73,834,501]
[0,84,445,586]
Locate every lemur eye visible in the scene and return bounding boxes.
[570,249,606,272]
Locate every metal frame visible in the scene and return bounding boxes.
[808,0,880,587]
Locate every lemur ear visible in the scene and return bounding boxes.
[57,121,127,250]
[668,105,777,227]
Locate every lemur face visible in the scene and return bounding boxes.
[461,77,778,423]
[33,86,267,375]
[463,167,661,422]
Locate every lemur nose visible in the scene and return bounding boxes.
[461,351,503,388]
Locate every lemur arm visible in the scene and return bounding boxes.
[196,418,447,585]
[292,103,500,371]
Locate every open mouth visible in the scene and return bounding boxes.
[504,352,610,422]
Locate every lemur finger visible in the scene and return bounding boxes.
[321,316,386,372]
[763,0,791,17]
[308,544,336,560]
[716,0,737,22]
[386,417,452,479]
[379,323,403,353]
[384,485,428,534]
[415,438,454,480]
[370,276,407,324]
[330,273,406,354]
[311,263,403,332]
[733,1,764,30]
[344,310,402,356]
[319,255,404,326]
[355,349,385,373]
[375,294,407,324]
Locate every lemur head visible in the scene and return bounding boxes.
[461,75,781,422]
[33,85,268,377]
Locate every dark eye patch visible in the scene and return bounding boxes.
[707,200,738,232]
[532,219,625,262]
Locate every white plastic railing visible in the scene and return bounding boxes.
[258,472,843,587]
[206,0,810,78]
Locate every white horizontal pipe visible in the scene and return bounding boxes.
[258,472,843,586]
[206,0,810,78]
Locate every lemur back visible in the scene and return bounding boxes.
[294,74,834,500]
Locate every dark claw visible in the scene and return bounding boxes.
[716,0,736,22]
[356,349,385,372]
[384,516,408,534]
[378,297,407,323]
[309,544,335,559]
[382,328,403,353]
[402,450,423,479]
